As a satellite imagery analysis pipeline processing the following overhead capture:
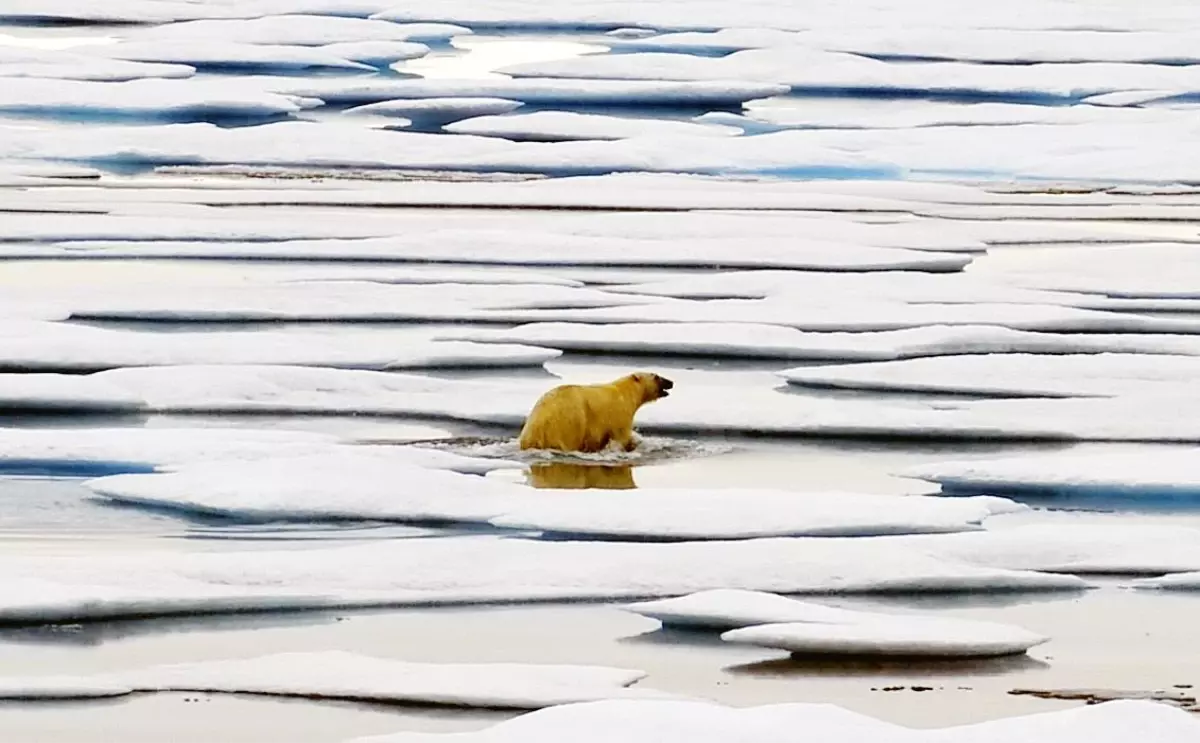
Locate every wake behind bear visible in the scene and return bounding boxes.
[518,372,673,453]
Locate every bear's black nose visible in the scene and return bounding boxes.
[659,376,674,391]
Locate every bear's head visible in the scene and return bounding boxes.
[629,372,674,403]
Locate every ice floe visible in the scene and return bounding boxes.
[627,589,1048,657]
[132,16,471,46]
[87,40,376,72]
[904,450,1200,501]
[722,620,1046,658]
[344,97,523,126]
[0,47,195,82]
[319,40,430,65]
[987,243,1200,299]
[445,111,741,142]
[0,374,145,413]
[274,77,789,108]
[0,426,343,476]
[0,78,315,121]
[352,698,1200,743]
[780,353,1200,399]
[487,491,1019,539]
[449,323,1200,362]
[0,321,560,372]
[0,534,1086,623]
[0,651,658,708]
[896,524,1200,575]
[86,454,1017,537]
[0,0,221,24]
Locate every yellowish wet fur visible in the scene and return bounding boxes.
[518,372,673,453]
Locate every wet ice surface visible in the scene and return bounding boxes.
[4,2,1200,743]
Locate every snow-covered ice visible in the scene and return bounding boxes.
[0,47,195,82]
[904,450,1200,500]
[451,323,1200,362]
[87,457,1022,538]
[132,16,471,46]
[319,40,430,65]
[271,78,790,108]
[626,589,1048,659]
[896,524,1200,575]
[0,534,1086,623]
[487,491,1020,539]
[0,652,659,708]
[722,620,1046,658]
[780,353,1200,399]
[352,698,1200,743]
[446,111,741,141]
[0,78,315,121]
[0,426,343,476]
[0,321,561,371]
[344,97,523,126]
[86,40,376,72]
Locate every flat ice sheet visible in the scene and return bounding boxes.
[131,16,471,46]
[896,524,1200,575]
[0,426,343,476]
[780,353,1200,398]
[0,651,656,709]
[274,78,789,107]
[904,450,1200,499]
[0,78,313,120]
[344,97,523,123]
[986,243,1200,299]
[722,619,1046,658]
[487,491,1019,539]
[0,534,1085,623]
[0,47,195,82]
[353,698,1200,743]
[87,40,375,72]
[626,589,1047,658]
[91,457,1020,537]
[446,111,741,141]
[0,321,560,371]
[450,323,1200,361]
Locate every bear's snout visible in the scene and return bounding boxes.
[656,375,674,397]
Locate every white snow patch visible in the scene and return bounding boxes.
[722,620,1045,658]
[446,111,741,141]
[321,40,430,65]
[87,40,375,72]
[351,697,1200,743]
[344,97,523,125]
[780,353,1200,399]
[0,535,1087,623]
[133,16,470,46]
[0,321,560,371]
[0,652,659,708]
[0,78,313,119]
[449,322,1200,362]
[0,47,194,82]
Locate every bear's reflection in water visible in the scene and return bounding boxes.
[527,462,637,490]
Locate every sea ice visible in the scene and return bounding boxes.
[0,78,315,121]
[344,97,523,126]
[0,0,221,24]
[448,322,1200,362]
[780,353,1200,399]
[319,40,430,65]
[0,321,561,371]
[349,697,1200,743]
[446,111,741,141]
[87,40,376,72]
[487,491,1020,539]
[0,427,343,476]
[0,47,195,82]
[274,77,789,108]
[0,534,1086,623]
[0,652,659,708]
[895,524,1200,575]
[132,15,471,46]
[904,450,1200,500]
[0,374,145,413]
[627,590,1047,657]
[722,620,1046,658]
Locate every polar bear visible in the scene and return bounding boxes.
[517,372,673,453]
